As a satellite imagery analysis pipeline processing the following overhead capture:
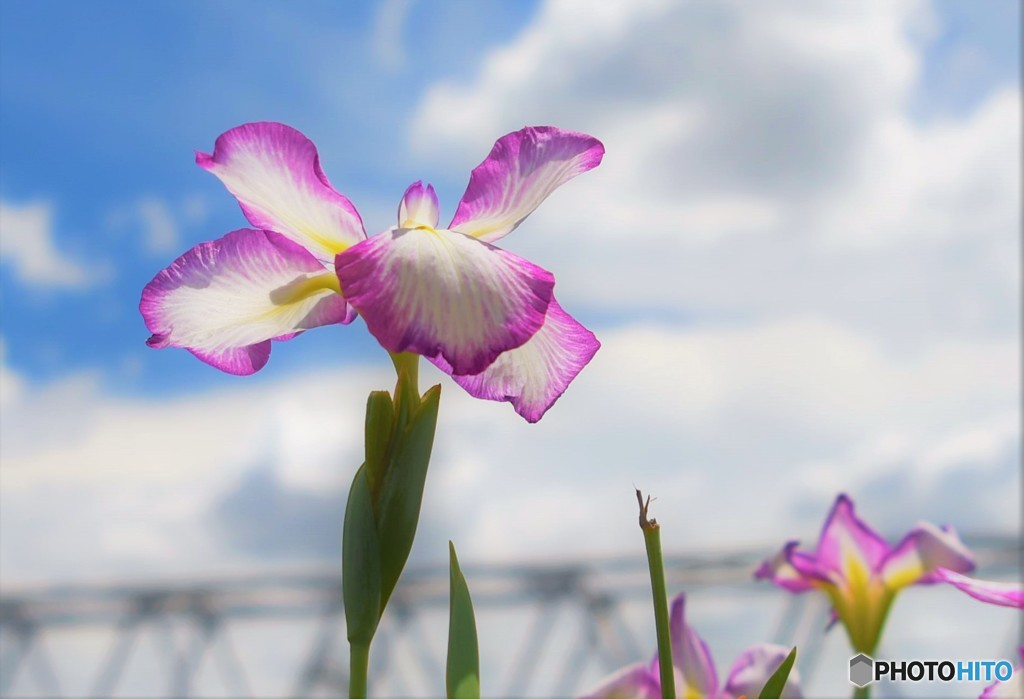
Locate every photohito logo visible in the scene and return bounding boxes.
[849,654,873,687]
[849,654,1014,687]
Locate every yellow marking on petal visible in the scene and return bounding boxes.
[884,560,924,591]
[466,222,502,239]
[283,216,349,256]
[844,550,871,588]
[826,551,899,655]
[401,214,438,229]
[269,271,341,307]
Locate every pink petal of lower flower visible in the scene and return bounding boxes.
[786,548,835,585]
[880,522,975,589]
[580,663,660,699]
[932,568,1024,609]
[814,494,891,584]
[755,543,816,592]
[449,126,604,243]
[140,229,352,375]
[723,644,804,699]
[430,298,599,422]
[981,675,1023,699]
[197,122,365,263]
[668,594,719,698]
[335,227,554,376]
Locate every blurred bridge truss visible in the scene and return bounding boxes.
[1,535,1018,697]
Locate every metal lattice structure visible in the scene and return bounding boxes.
[1,536,1018,698]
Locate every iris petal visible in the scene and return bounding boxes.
[197,122,365,263]
[336,227,554,376]
[814,494,891,583]
[754,541,820,592]
[932,569,1024,609]
[580,663,660,699]
[879,522,975,589]
[140,229,352,375]
[723,644,804,699]
[669,594,719,698]
[449,126,604,243]
[431,298,599,422]
[398,181,440,229]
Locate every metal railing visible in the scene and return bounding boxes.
[1,535,1018,697]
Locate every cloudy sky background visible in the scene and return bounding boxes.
[0,0,1019,695]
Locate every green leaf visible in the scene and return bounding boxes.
[375,384,441,611]
[757,646,797,699]
[446,542,480,699]
[342,465,381,645]
[363,390,394,499]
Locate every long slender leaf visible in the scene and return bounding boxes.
[758,646,797,699]
[446,542,480,699]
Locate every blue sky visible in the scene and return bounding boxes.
[0,2,1019,693]
[0,0,539,395]
[0,0,1017,397]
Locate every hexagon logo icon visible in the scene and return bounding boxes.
[849,654,874,687]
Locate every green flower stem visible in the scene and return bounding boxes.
[853,685,870,699]
[349,641,370,699]
[637,490,675,699]
[389,351,420,390]
[344,351,433,699]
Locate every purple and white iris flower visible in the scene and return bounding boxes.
[755,494,1023,654]
[583,594,802,699]
[141,122,603,422]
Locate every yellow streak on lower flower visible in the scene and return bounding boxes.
[883,560,924,591]
[824,553,897,655]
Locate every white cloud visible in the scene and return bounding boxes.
[2,315,1015,581]
[400,3,1021,561]
[407,0,1019,350]
[411,0,921,174]
[0,200,101,288]
[136,196,180,254]
[372,0,413,71]
[0,361,393,582]
[0,340,23,407]
[428,318,1018,560]
[107,195,208,255]
[181,193,209,225]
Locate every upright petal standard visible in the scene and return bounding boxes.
[141,123,603,421]
[449,126,605,242]
[196,122,366,263]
